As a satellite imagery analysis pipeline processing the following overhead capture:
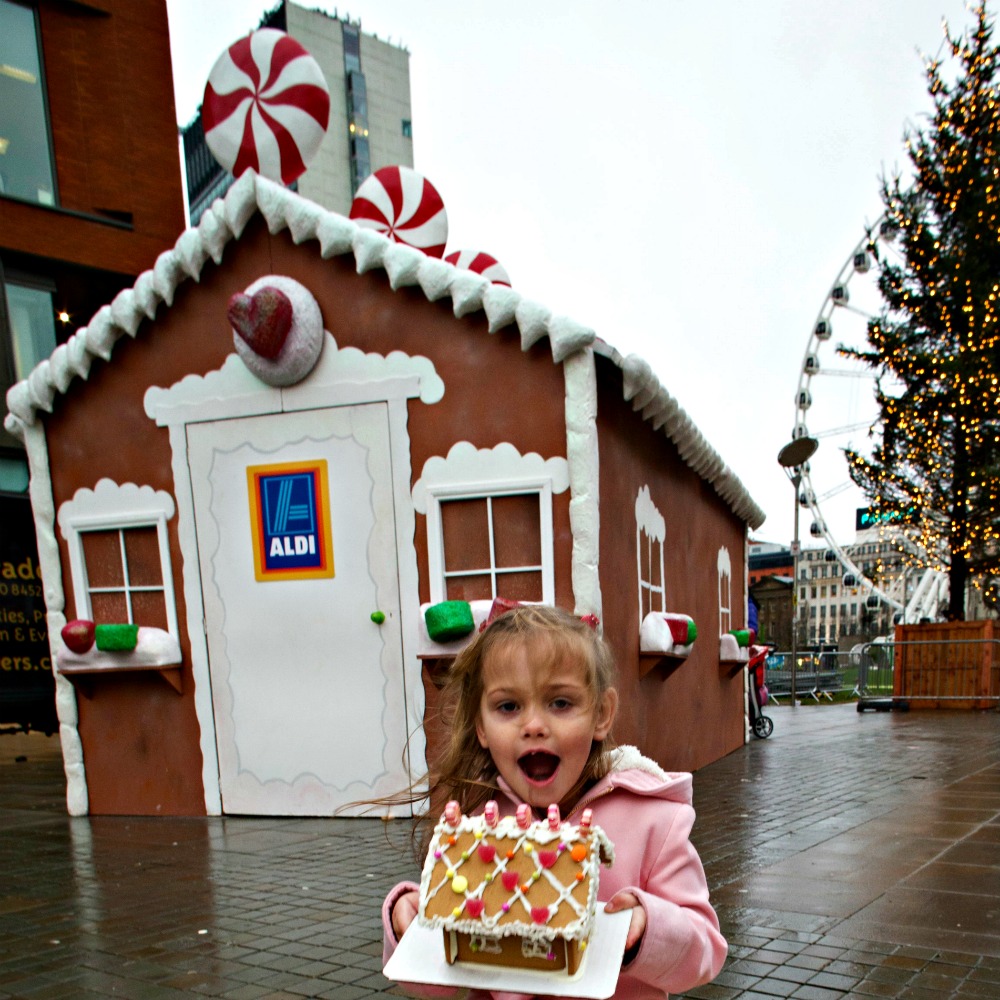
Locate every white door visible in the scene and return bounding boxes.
[187,404,408,815]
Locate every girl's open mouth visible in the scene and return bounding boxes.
[518,751,560,784]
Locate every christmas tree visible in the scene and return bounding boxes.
[844,2,1000,620]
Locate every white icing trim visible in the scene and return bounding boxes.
[564,351,602,621]
[635,486,666,628]
[639,612,695,657]
[18,419,89,815]
[718,546,732,637]
[4,172,762,530]
[57,627,181,670]
[720,634,749,663]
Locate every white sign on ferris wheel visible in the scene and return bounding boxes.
[792,214,906,612]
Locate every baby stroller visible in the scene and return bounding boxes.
[748,644,773,739]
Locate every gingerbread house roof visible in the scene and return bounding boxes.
[419,807,614,943]
[4,171,765,530]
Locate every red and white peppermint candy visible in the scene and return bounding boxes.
[202,28,330,184]
[444,250,511,286]
[350,166,448,257]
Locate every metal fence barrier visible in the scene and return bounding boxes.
[763,650,853,703]
[858,638,1000,710]
[762,639,1000,710]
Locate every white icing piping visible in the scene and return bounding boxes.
[19,420,88,816]
[564,351,602,621]
[418,812,614,944]
[4,172,762,530]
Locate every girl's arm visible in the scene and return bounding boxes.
[382,882,468,999]
[611,803,727,994]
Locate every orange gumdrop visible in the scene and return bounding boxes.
[570,844,588,863]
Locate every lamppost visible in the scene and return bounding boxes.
[777,435,818,708]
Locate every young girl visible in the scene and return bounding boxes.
[383,605,727,999]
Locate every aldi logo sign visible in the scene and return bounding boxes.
[247,460,334,581]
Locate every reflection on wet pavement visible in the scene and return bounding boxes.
[2,703,999,998]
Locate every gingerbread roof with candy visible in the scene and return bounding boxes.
[3,171,763,530]
[419,801,614,944]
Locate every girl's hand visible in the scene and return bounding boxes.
[604,891,647,952]
[391,889,421,940]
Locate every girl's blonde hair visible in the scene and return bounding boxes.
[430,604,617,820]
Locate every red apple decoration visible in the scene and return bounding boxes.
[62,619,96,654]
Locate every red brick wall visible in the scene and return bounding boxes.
[3,0,184,274]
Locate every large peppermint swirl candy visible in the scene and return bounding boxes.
[444,249,511,286]
[202,28,330,184]
[350,166,448,257]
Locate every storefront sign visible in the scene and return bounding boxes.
[247,460,334,581]
[0,494,56,732]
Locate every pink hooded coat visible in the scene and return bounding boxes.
[382,745,727,1000]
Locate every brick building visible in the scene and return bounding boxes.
[1,0,184,730]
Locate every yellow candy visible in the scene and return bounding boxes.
[453,906,462,918]
[446,868,455,878]
[474,831,483,840]
[524,843,533,853]
[451,874,469,894]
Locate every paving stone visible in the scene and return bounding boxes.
[7,707,1000,1000]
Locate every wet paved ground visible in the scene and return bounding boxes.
[2,703,999,999]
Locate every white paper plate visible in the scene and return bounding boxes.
[383,908,631,998]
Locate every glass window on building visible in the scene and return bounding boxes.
[4,277,56,380]
[0,0,56,206]
[401,119,412,138]
[342,22,361,73]
[349,135,371,193]
[347,70,368,131]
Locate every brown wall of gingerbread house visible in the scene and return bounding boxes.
[594,358,747,772]
[40,209,752,814]
[43,221,581,814]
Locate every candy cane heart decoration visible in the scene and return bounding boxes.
[202,28,330,184]
[350,165,448,257]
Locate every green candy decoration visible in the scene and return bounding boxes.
[94,623,140,652]
[424,601,475,642]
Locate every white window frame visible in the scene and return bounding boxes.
[635,486,666,626]
[718,546,732,636]
[424,481,555,605]
[412,443,570,606]
[58,480,179,637]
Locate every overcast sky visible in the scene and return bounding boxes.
[165,0,973,548]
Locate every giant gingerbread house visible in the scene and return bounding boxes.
[6,172,765,817]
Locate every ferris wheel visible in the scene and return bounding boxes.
[791,216,906,613]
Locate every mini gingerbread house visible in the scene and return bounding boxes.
[419,802,613,975]
[5,172,765,817]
